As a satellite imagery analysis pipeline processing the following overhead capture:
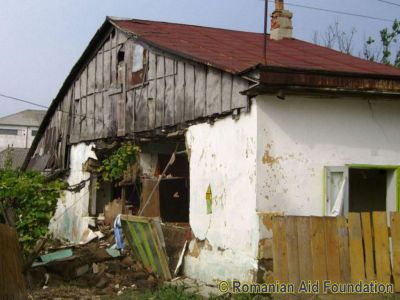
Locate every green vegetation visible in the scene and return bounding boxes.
[98,141,140,182]
[313,19,400,67]
[0,148,65,256]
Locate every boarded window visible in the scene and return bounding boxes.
[0,129,18,135]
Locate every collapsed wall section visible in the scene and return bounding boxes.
[49,143,97,243]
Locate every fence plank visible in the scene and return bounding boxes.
[310,217,327,283]
[373,211,391,284]
[324,217,341,282]
[390,212,400,292]
[0,224,26,300]
[348,213,365,282]
[297,217,313,281]
[361,212,375,281]
[337,216,350,282]
[272,217,289,282]
[285,217,300,286]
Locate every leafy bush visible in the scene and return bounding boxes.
[98,141,140,182]
[0,167,65,255]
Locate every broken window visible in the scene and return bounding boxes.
[325,166,399,216]
[132,45,144,72]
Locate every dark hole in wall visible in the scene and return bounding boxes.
[157,154,189,178]
[159,178,189,222]
[117,49,125,63]
[349,168,387,212]
[125,183,141,214]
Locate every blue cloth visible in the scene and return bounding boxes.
[114,214,124,250]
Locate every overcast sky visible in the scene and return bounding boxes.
[0,0,398,117]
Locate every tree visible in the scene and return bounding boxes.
[313,20,357,55]
[313,19,400,67]
[363,19,400,67]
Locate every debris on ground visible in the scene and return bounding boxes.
[26,222,158,299]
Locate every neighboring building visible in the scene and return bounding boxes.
[0,110,46,152]
[23,0,400,284]
[0,148,30,169]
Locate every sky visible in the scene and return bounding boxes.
[0,0,398,117]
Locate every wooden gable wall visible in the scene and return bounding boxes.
[28,25,249,171]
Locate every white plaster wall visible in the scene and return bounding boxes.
[49,143,97,243]
[184,105,259,283]
[256,95,400,219]
[0,125,38,150]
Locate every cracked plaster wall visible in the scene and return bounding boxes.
[184,103,259,283]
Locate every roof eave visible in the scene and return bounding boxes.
[243,65,400,96]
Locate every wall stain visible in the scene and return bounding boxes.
[262,150,281,166]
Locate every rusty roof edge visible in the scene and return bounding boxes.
[257,65,400,81]
[22,19,114,171]
[110,19,241,75]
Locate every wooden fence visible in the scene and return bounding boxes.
[0,224,26,299]
[272,212,400,292]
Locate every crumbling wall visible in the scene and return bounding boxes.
[49,143,97,243]
[184,106,259,284]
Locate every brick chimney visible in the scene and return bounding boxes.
[270,0,293,40]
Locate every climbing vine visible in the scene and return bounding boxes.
[97,141,140,182]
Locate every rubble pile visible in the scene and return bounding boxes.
[27,224,158,299]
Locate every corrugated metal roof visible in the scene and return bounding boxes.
[112,18,400,77]
[0,110,46,127]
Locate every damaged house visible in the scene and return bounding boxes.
[23,0,400,284]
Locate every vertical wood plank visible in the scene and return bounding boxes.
[94,92,104,138]
[184,63,195,121]
[194,65,206,118]
[361,212,375,281]
[272,217,288,282]
[147,52,156,81]
[324,217,341,282]
[74,79,80,100]
[81,68,88,97]
[88,58,96,95]
[373,211,391,284]
[206,68,222,115]
[310,217,327,284]
[164,75,175,126]
[348,213,365,282]
[297,217,313,281]
[174,61,185,123]
[391,212,400,292]
[104,49,111,89]
[337,216,350,282]
[231,77,248,108]
[125,90,134,134]
[155,55,165,128]
[96,50,104,92]
[221,72,232,112]
[80,97,87,140]
[135,88,148,132]
[111,44,117,86]
[86,94,95,140]
[285,217,300,286]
